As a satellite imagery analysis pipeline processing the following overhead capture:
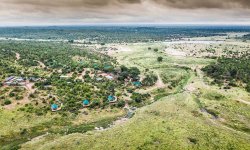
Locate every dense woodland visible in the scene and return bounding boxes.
[1,26,250,43]
[202,52,250,92]
[0,41,116,73]
[0,41,153,116]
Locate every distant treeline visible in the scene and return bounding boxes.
[0,41,116,74]
[242,34,250,40]
[1,26,250,43]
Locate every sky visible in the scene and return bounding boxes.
[1,0,250,26]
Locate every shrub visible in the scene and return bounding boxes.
[9,92,15,97]
[117,100,125,108]
[4,99,11,105]
[157,57,163,62]
[142,74,157,86]
[246,83,250,92]
[203,92,226,101]
[89,100,100,108]
[15,96,23,100]
[29,93,36,98]
[20,128,28,135]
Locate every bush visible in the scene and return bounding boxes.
[20,128,28,135]
[131,93,149,103]
[15,96,23,100]
[203,92,226,101]
[89,100,100,108]
[157,57,163,62]
[29,93,36,98]
[246,83,250,92]
[117,100,125,108]
[9,92,15,97]
[4,99,11,105]
[142,74,157,86]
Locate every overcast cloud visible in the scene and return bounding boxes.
[1,0,250,26]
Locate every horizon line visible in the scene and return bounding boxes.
[1,23,250,28]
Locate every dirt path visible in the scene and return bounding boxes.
[137,72,165,94]
[15,52,20,60]
[37,61,46,68]
[165,48,187,57]
[236,99,250,105]
[156,72,165,88]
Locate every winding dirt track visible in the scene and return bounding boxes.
[155,72,165,88]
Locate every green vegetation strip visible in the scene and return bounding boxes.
[0,116,118,150]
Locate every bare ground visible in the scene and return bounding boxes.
[15,52,20,60]
[37,61,46,68]
[4,82,35,110]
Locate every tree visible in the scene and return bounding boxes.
[128,67,140,78]
[157,57,163,62]
[68,40,74,43]
[4,99,11,105]
[154,48,158,52]
[117,100,125,108]
[246,83,250,92]
[120,65,128,72]
[142,74,157,86]
[118,71,129,81]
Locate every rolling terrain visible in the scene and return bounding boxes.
[0,26,249,150]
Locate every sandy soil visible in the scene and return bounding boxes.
[0,37,67,42]
[15,52,20,60]
[156,72,165,88]
[185,84,196,92]
[37,61,46,68]
[165,49,187,57]
[107,45,132,55]
[112,118,129,126]
[164,40,223,45]
[236,99,250,105]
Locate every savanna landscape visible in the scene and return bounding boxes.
[1,0,250,149]
[0,26,249,150]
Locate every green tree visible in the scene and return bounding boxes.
[157,57,163,62]
[4,99,11,105]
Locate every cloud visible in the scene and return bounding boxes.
[154,0,250,9]
[0,0,250,25]
[3,0,250,9]
[3,0,141,8]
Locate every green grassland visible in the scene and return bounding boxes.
[19,42,250,149]
[22,93,250,150]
